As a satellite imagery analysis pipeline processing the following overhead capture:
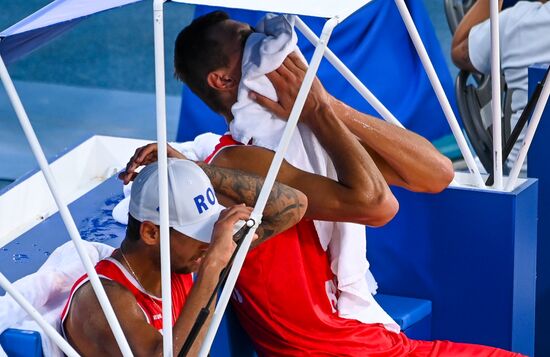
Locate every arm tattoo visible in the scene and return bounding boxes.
[197,162,305,244]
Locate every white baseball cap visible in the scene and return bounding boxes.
[129,159,224,243]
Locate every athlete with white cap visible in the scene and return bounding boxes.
[61,158,306,356]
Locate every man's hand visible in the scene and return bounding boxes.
[118,143,186,184]
[249,52,331,124]
[202,204,257,270]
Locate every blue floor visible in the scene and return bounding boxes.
[0,0,456,185]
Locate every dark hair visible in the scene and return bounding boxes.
[125,215,176,242]
[125,214,142,241]
[174,11,231,113]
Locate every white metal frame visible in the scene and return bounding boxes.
[505,74,550,191]
[1,0,549,356]
[489,0,503,189]
[293,17,404,128]
[0,55,134,356]
[153,0,174,354]
[393,0,485,188]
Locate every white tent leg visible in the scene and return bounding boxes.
[294,17,404,128]
[0,55,134,357]
[490,0,503,189]
[394,0,485,188]
[0,273,80,357]
[505,75,550,191]
[153,1,173,356]
[197,16,340,357]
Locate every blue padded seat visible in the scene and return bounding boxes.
[375,294,432,331]
[211,294,432,356]
[0,295,432,356]
[0,329,43,357]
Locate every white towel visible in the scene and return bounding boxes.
[170,132,222,162]
[112,133,222,225]
[0,241,114,356]
[231,14,399,332]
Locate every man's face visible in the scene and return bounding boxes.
[169,230,209,274]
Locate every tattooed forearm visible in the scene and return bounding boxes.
[196,162,262,208]
[196,162,307,245]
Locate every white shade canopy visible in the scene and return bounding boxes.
[172,0,372,21]
[0,0,372,65]
[1,0,140,38]
[0,0,141,65]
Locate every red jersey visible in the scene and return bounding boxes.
[61,255,193,332]
[206,134,522,357]
[206,135,410,355]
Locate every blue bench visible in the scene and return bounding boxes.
[210,294,432,356]
[376,294,431,339]
[0,294,432,356]
[0,329,43,357]
[0,175,432,355]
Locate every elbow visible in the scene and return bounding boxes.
[451,46,466,70]
[450,36,461,67]
[279,189,308,229]
[426,156,455,193]
[450,30,467,69]
[450,46,460,68]
[296,191,308,222]
[451,39,476,72]
[357,189,399,227]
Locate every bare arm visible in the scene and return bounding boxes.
[451,0,504,71]
[65,273,222,357]
[331,99,454,193]
[120,53,398,227]
[196,162,307,247]
[64,280,161,357]
[118,145,307,246]
[173,205,251,355]
[219,53,399,227]
[64,206,253,356]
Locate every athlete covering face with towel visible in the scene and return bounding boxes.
[62,159,306,356]
[121,11,523,356]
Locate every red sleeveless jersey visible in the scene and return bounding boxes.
[206,135,412,356]
[61,255,193,332]
[205,135,522,357]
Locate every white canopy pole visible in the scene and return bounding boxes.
[0,273,80,357]
[153,0,173,356]
[490,0,503,189]
[294,17,404,128]
[0,55,134,357]
[505,75,550,191]
[394,0,485,188]
[198,16,340,357]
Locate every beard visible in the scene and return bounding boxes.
[173,266,195,275]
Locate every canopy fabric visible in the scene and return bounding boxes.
[172,0,372,21]
[176,0,456,143]
[0,0,371,66]
[0,0,141,65]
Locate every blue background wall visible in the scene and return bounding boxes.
[367,180,538,356]
[528,64,550,357]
